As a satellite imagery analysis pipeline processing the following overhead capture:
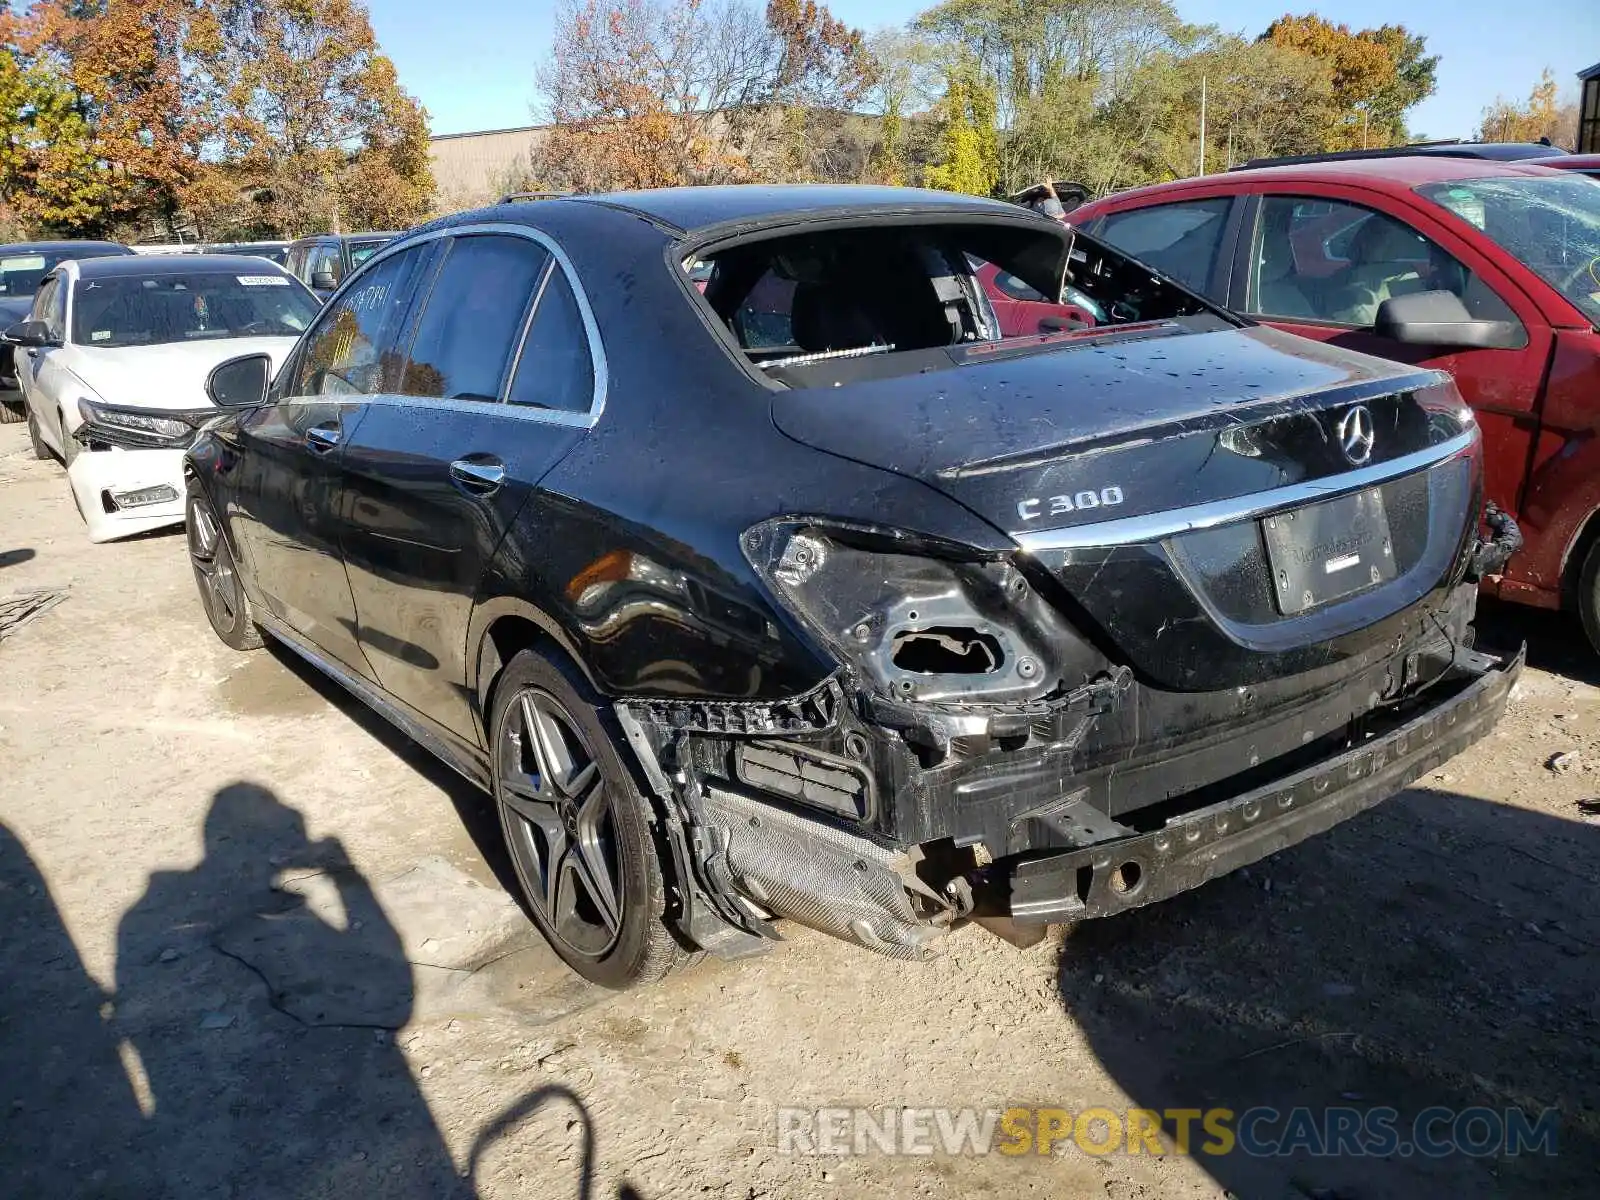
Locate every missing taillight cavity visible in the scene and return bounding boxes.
[891,627,1003,675]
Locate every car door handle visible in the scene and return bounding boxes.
[449,457,505,495]
[305,424,341,453]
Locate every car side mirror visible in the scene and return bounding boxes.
[3,320,58,347]
[207,353,272,408]
[1374,290,1526,351]
[310,268,338,293]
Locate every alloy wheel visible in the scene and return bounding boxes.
[497,687,624,957]
[187,502,241,630]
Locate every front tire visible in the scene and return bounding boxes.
[24,406,49,460]
[0,397,23,424]
[490,649,690,989]
[186,483,263,651]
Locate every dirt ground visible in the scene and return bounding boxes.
[2,417,1598,1200]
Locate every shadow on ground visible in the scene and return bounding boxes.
[259,638,522,902]
[0,788,641,1200]
[1062,789,1600,1198]
[1474,597,1600,688]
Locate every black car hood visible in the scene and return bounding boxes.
[770,324,1446,537]
[0,296,34,325]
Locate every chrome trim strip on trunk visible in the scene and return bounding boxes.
[1012,428,1478,552]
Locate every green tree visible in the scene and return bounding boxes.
[924,62,997,195]
[1260,14,1436,149]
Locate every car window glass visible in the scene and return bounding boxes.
[401,235,549,402]
[993,269,1046,302]
[30,276,58,331]
[1095,198,1231,295]
[0,253,59,296]
[312,247,342,285]
[507,266,595,413]
[292,246,429,396]
[286,246,307,280]
[731,269,798,349]
[349,241,386,267]
[1251,196,1520,330]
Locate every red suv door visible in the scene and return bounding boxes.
[1220,187,1554,542]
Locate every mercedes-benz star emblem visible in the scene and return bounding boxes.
[1336,405,1376,467]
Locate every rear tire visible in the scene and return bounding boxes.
[24,406,49,460]
[186,483,263,651]
[0,398,22,424]
[490,648,691,989]
[1577,541,1600,659]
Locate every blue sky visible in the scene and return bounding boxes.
[371,0,1599,142]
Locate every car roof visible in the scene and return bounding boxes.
[1534,153,1600,171]
[68,254,295,279]
[571,184,1021,234]
[0,240,130,255]
[1089,158,1572,208]
[287,232,401,247]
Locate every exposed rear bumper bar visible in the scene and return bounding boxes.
[999,644,1523,924]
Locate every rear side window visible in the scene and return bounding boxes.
[292,246,429,396]
[1095,198,1231,296]
[507,267,595,413]
[350,240,387,267]
[400,234,550,402]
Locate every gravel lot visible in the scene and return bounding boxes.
[2,419,1598,1199]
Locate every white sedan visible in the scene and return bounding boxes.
[8,254,320,542]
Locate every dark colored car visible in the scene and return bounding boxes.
[1074,158,1600,649]
[203,241,290,266]
[1234,141,1569,170]
[183,186,1520,989]
[0,239,133,422]
[284,232,399,300]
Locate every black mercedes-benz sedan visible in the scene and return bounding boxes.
[183,185,1522,988]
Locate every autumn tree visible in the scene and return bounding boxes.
[0,17,112,233]
[1260,14,1437,149]
[186,0,433,237]
[1478,68,1578,150]
[528,0,876,192]
[923,62,997,195]
[23,0,214,234]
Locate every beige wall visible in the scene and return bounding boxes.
[429,126,551,212]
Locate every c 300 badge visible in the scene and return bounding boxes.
[1017,486,1125,522]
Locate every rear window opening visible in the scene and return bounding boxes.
[684,218,1225,388]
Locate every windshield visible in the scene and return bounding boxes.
[71,271,319,348]
[1417,176,1600,325]
[0,253,66,297]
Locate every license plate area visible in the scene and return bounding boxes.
[1262,487,1395,615]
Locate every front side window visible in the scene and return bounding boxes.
[1250,196,1520,330]
[293,247,430,396]
[400,235,550,402]
[70,271,319,348]
[1417,175,1600,326]
[1095,198,1232,295]
[30,276,60,336]
[310,247,342,286]
[508,267,595,413]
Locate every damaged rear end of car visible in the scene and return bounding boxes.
[599,195,1523,962]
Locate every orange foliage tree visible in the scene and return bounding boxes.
[528,0,876,192]
[1261,14,1437,150]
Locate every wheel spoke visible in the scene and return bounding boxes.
[572,779,621,933]
[497,684,624,957]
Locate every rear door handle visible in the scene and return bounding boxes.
[305,424,341,453]
[449,457,505,495]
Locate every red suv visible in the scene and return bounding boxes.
[1073,159,1600,648]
